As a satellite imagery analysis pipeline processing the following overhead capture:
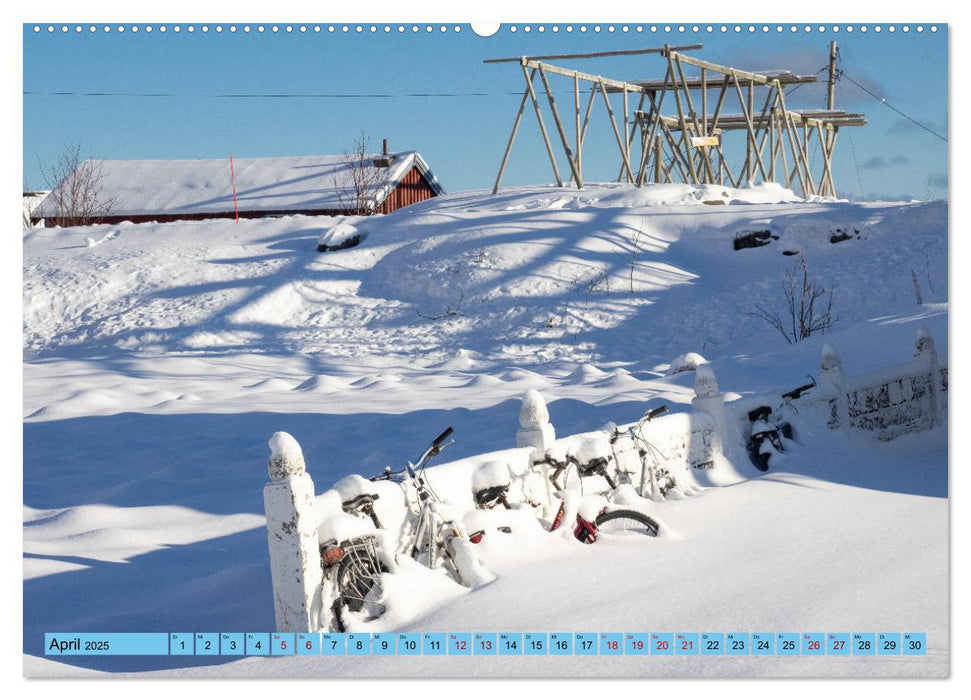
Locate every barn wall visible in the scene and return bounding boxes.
[376,166,438,214]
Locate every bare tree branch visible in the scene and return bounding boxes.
[334,132,389,216]
[39,144,115,226]
[751,254,837,344]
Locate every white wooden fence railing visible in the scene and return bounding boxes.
[817,328,947,440]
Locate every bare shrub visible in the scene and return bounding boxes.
[335,132,388,216]
[40,144,114,226]
[752,254,837,344]
[911,268,923,305]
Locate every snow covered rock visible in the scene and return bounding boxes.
[317,222,364,252]
[667,352,708,375]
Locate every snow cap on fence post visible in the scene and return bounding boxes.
[516,389,556,452]
[690,363,728,453]
[820,343,846,430]
[915,327,937,364]
[263,431,323,633]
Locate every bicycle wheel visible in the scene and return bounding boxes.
[331,535,387,632]
[594,509,660,537]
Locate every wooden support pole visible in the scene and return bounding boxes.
[538,64,583,189]
[797,120,817,196]
[816,122,837,196]
[666,51,699,183]
[776,84,811,195]
[827,40,838,111]
[597,79,635,183]
[622,93,647,183]
[658,119,691,180]
[825,128,840,195]
[493,69,536,194]
[732,76,769,184]
[710,77,731,134]
[783,113,809,194]
[752,86,781,181]
[655,135,663,183]
[642,87,669,176]
[777,112,790,187]
[769,111,777,182]
[675,55,716,184]
[716,145,739,187]
[701,67,708,136]
[580,83,598,152]
[574,72,582,182]
[623,86,631,183]
[521,63,563,188]
[747,80,755,181]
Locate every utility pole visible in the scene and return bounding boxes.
[827,40,838,110]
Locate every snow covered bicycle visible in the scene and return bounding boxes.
[323,427,492,630]
[533,435,661,543]
[610,404,686,500]
[746,377,816,471]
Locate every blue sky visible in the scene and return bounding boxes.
[22,22,948,200]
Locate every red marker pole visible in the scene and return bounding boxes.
[230,154,240,222]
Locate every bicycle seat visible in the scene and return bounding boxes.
[341,492,380,513]
[577,455,611,476]
[474,484,509,506]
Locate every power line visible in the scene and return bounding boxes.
[783,65,828,97]
[23,89,506,99]
[838,70,948,143]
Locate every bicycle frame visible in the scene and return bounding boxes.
[368,427,469,571]
[618,405,668,501]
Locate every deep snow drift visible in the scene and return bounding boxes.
[22,183,948,677]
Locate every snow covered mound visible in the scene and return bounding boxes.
[24,184,945,369]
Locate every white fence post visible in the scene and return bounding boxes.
[690,364,728,453]
[263,432,323,633]
[915,327,939,427]
[516,389,556,452]
[820,343,846,430]
[516,390,557,515]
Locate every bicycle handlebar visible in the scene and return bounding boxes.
[646,405,668,420]
[781,375,816,401]
[432,427,454,448]
[370,466,404,482]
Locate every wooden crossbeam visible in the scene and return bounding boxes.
[668,51,777,86]
[610,71,817,92]
[483,44,703,64]
[634,111,867,130]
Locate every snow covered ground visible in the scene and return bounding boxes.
[22,183,948,678]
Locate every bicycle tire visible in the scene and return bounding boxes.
[594,509,660,537]
[331,536,387,632]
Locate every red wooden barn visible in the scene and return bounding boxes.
[32,149,444,226]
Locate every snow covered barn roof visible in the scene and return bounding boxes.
[33,151,445,224]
